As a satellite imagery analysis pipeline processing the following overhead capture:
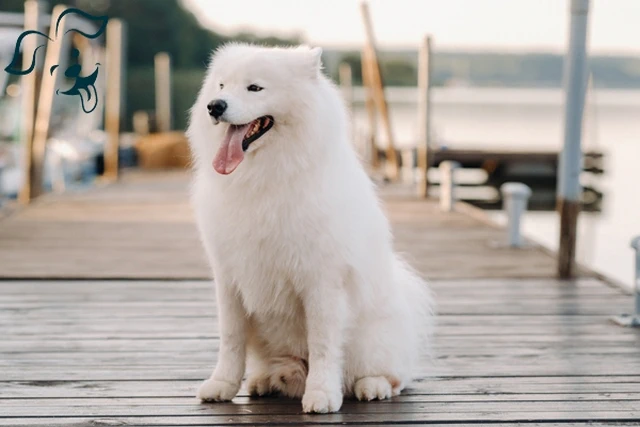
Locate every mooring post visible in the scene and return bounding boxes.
[339,63,353,112]
[557,0,590,279]
[155,52,172,133]
[440,161,460,212]
[338,62,354,147]
[501,183,532,248]
[610,236,640,327]
[104,19,125,180]
[417,35,433,198]
[360,1,399,181]
[18,0,44,203]
[360,49,378,169]
[30,4,68,199]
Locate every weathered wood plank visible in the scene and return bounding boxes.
[4,377,640,399]
[2,412,640,426]
[1,172,639,425]
[4,394,640,407]
[3,422,638,427]
[0,171,600,280]
[3,399,640,417]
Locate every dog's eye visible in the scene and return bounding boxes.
[247,84,263,92]
[219,83,224,89]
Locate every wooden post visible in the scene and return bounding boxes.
[27,4,68,200]
[417,35,433,198]
[339,63,353,111]
[104,19,124,180]
[557,0,590,279]
[75,35,105,135]
[339,62,355,149]
[360,49,378,168]
[155,52,172,133]
[359,1,398,180]
[18,0,44,203]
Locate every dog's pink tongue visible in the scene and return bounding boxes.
[213,124,250,174]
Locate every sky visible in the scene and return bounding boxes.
[184,0,640,54]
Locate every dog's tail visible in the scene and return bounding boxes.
[393,254,436,369]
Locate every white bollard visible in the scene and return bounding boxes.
[439,161,460,212]
[500,183,532,248]
[611,236,640,327]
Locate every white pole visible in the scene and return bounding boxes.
[557,0,590,278]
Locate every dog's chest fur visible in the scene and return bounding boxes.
[195,176,334,317]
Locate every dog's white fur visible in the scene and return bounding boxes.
[187,43,434,413]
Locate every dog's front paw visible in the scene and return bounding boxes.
[302,388,343,413]
[197,378,240,402]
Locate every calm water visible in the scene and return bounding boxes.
[351,86,640,289]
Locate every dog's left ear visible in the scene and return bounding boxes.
[302,46,323,78]
[293,45,323,78]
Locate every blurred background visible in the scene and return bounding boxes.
[0,0,638,286]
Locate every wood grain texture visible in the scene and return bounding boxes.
[1,171,638,425]
[0,171,595,280]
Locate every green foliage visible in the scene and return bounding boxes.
[1,0,300,130]
[326,49,640,89]
[127,67,205,131]
[381,59,416,86]
[338,53,363,86]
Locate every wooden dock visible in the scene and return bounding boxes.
[1,171,639,426]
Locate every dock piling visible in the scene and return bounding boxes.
[360,1,399,181]
[557,0,590,278]
[104,19,125,180]
[440,161,460,212]
[18,0,44,203]
[154,52,172,133]
[339,62,353,111]
[611,237,640,327]
[417,35,433,198]
[501,183,532,248]
[360,50,378,168]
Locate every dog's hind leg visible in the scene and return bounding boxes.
[346,259,432,401]
[246,354,308,398]
[344,315,408,401]
[267,356,308,398]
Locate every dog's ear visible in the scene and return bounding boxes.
[295,45,323,79]
[309,47,323,78]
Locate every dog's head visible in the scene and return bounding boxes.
[188,43,324,175]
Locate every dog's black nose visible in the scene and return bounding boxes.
[207,99,227,119]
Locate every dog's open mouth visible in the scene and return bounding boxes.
[240,116,274,151]
[213,116,274,175]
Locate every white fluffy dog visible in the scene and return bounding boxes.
[187,43,434,414]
